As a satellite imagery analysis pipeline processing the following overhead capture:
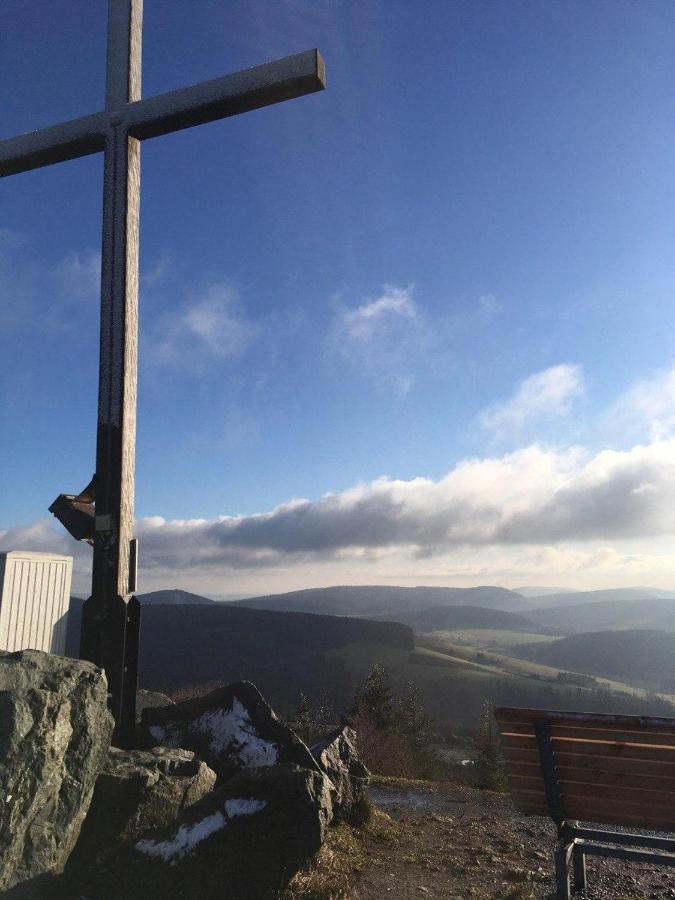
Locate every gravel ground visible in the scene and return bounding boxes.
[347,780,675,900]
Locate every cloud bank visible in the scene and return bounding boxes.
[132,439,675,568]
[7,437,674,585]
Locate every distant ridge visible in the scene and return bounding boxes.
[139,588,216,606]
[234,585,528,616]
[514,586,571,598]
[527,597,675,634]
[525,587,675,608]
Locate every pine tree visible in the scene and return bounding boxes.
[354,663,396,731]
[399,681,434,752]
[293,691,314,745]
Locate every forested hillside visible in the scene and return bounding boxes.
[514,629,675,691]
[527,597,675,633]
[235,585,528,616]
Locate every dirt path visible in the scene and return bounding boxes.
[289,779,674,900]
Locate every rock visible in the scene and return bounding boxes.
[65,746,216,880]
[88,763,335,899]
[141,680,320,783]
[311,725,370,819]
[136,688,174,723]
[0,649,114,895]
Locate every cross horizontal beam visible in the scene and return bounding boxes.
[0,112,106,177]
[0,49,325,177]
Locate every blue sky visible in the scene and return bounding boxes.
[2,0,675,596]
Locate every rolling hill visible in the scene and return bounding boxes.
[527,597,675,634]
[64,592,675,732]
[525,587,675,608]
[514,586,571,598]
[234,585,529,617]
[513,629,675,691]
[138,588,216,605]
[389,605,545,634]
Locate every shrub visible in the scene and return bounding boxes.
[348,665,444,779]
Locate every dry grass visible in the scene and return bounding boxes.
[282,806,398,899]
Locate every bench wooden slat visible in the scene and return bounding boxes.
[495,707,675,733]
[503,745,675,776]
[500,721,675,747]
[506,761,675,793]
[500,733,675,764]
[510,789,675,829]
[511,784,675,817]
[508,774,675,809]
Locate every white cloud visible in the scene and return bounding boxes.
[332,285,427,391]
[0,231,100,332]
[478,293,502,318]
[480,364,584,434]
[338,285,417,342]
[152,283,257,366]
[141,251,174,287]
[609,360,675,441]
[54,249,101,299]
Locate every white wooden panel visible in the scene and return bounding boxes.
[0,552,73,654]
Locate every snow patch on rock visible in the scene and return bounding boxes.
[134,798,267,863]
[135,812,226,863]
[224,798,267,818]
[191,699,279,767]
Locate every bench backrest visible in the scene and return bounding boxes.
[495,707,675,831]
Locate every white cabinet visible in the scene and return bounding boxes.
[0,551,73,655]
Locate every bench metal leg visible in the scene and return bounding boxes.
[572,844,587,893]
[555,842,573,900]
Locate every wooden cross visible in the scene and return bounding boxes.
[0,0,325,742]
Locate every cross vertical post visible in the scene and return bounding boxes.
[80,0,143,744]
[1,0,325,742]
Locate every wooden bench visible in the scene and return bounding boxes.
[495,707,675,899]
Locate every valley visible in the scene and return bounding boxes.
[67,582,675,734]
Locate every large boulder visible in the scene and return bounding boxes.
[87,763,335,899]
[0,649,113,895]
[311,725,370,819]
[141,681,320,783]
[65,746,216,880]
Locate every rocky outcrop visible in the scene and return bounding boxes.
[88,763,335,899]
[65,746,216,880]
[0,649,114,894]
[312,725,370,818]
[0,658,368,899]
[141,680,320,783]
